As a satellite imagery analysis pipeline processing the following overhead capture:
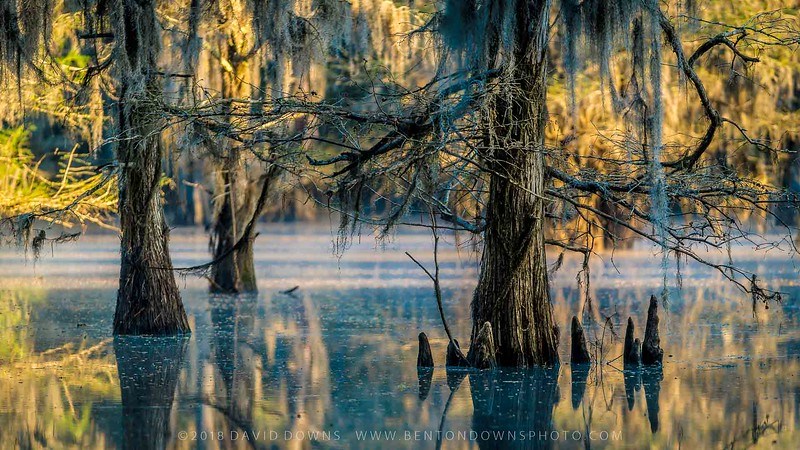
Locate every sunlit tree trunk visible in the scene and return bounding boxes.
[113,0,190,335]
[469,0,559,367]
[209,54,258,293]
[210,153,258,293]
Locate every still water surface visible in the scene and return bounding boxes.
[0,225,799,449]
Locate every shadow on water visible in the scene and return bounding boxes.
[3,231,800,448]
[621,365,663,433]
[113,335,188,450]
[417,367,433,400]
[208,293,260,433]
[469,367,560,449]
[570,363,590,409]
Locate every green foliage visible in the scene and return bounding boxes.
[0,289,38,363]
[0,126,117,251]
[0,127,51,210]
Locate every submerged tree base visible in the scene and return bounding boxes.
[570,316,592,364]
[114,335,189,448]
[114,259,190,335]
[468,322,497,369]
[417,332,434,368]
[642,295,664,365]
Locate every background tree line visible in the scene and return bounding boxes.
[1,0,798,367]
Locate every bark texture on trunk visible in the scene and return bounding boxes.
[469,321,497,369]
[209,55,259,293]
[209,153,266,293]
[113,0,189,335]
[210,156,246,293]
[469,0,558,367]
[642,295,664,365]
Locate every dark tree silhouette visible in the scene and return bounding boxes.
[114,336,188,449]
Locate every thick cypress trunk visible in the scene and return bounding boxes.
[210,154,259,293]
[113,0,189,335]
[468,0,558,367]
[209,54,259,293]
[237,234,257,290]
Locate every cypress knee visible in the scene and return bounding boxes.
[570,316,591,364]
[642,295,664,365]
[624,317,642,367]
[469,322,497,369]
[631,338,642,365]
[417,332,434,368]
[446,339,470,368]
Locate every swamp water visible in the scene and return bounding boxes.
[0,225,799,449]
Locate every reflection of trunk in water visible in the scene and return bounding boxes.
[624,367,643,411]
[292,294,332,432]
[417,367,433,400]
[436,367,468,450]
[209,294,259,435]
[571,364,590,409]
[642,366,663,433]
[114,336,188,450]
[622,365,662,433]
[469,368,560,450]
[262,293,332,438]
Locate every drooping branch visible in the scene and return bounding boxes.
[169,161,279,275]
[405,212,468,365]
[659,13,722,171]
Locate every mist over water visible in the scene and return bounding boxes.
[0,225,799,449]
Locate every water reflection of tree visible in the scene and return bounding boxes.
[469,368,560,450]
[3,257,800,448]
[265,293,332,441]
[319,287,473,439]
[0,289,117,449]
[550,273,800,448]
[179,291,334,449]
[113,336,188,450]
[191,282,800,448]
[207,294,259,435]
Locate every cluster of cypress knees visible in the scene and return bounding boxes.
[416,295,664,369]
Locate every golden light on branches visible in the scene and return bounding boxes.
[0,127,117,255]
